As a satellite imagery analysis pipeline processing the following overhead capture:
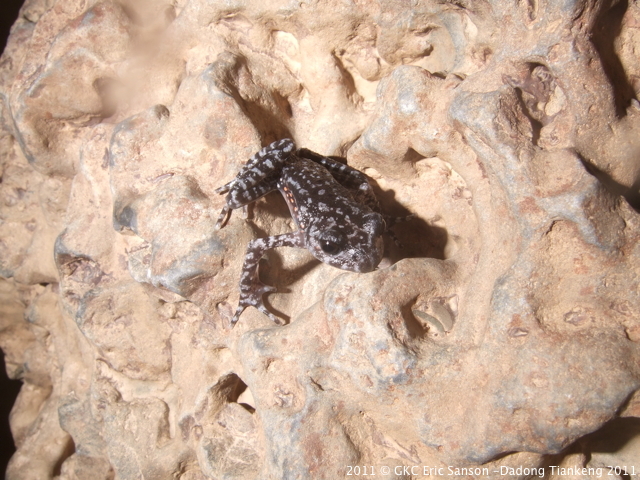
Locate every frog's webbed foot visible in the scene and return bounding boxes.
[383,214,415,247]
[231,282,281,327]
[230,232,305,328]
[214,183,233,229]
[214,200,252,230]
[383,213,415,229]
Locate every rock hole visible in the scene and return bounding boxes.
[52,436,75,477]
[569,416,640,461]
[407,295,457,339]
[505,63,560,145]
[522,0,538,21]
[592,0,635,118]
[578,155,640,211]
[215,373,255,413]
[0,350,21,475]
[400,302,428,338]
[208,53,293,143]
[512,88,543,145]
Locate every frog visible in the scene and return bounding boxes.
[215,138,391,327]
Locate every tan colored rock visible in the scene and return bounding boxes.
[1,0,639,478]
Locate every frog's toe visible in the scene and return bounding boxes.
[256,305,286,326]
[230,282,282,327]
[215,181,233,194]
[255,283,277,295]
[230,305,247,328]
[383,213,414,229]
[229,299,284,327]
[215,206,231,230]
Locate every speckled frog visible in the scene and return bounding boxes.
[215,138,387,327]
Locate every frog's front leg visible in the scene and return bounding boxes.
[231,231,305,327]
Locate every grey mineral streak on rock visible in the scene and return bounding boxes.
[1,0,640,479]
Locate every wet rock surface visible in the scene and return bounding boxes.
[1,0,640,478]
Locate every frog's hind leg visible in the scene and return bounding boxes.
[214,139,296,229]
[215,175,279,229]
[220,138,295,201]
[236,138,295,188]
[230,231,305,327]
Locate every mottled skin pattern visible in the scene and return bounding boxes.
[215,139,386,327]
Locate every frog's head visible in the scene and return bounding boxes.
[306,212,385,273]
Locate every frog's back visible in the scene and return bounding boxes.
[278,157,369,231]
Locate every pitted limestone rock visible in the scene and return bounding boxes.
[1,0,639,479]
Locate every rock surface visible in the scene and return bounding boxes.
[1,0,640,478]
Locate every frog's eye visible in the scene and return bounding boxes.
[318,231,346,255]
[320,240,342,254]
